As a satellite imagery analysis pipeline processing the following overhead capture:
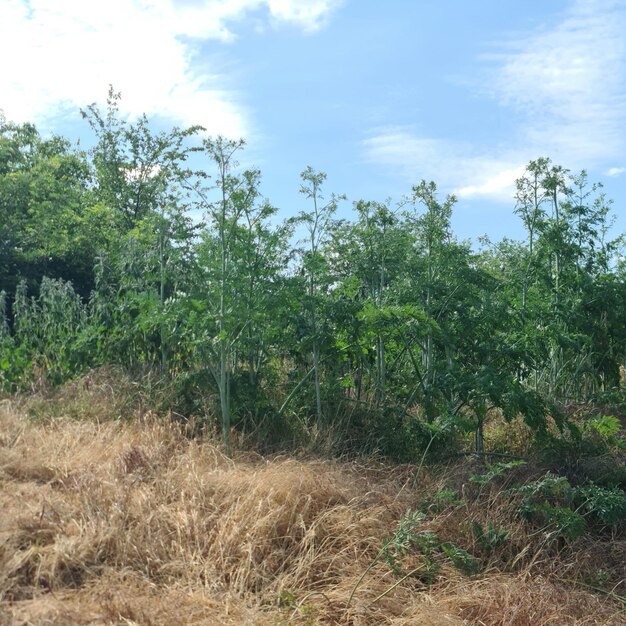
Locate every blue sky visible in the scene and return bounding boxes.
[2,0,625,244]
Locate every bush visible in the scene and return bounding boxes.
[576,484,626,527]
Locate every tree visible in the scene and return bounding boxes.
[292,167,344,425]
[192,137,287,452]
[82,87,201,231]
[404,181,458,418]
[0,117,95,302]
[512,159,624,400]
[80,88,202,372]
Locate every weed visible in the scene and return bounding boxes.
[440,543,482,576]
[421,488,463,513]
[469,460,527,486]
[577,484,626,526]
[471,520,510,552]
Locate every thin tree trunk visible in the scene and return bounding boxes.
[219,160,231,454]
[313,340,322,424]
[159,213,167,374]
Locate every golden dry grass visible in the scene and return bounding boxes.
[0,390,624,625]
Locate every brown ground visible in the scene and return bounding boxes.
[0,392,624,625]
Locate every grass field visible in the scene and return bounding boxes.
[1,380,624,625]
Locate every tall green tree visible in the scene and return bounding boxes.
[292,167,344,425]
[81,88,202,372]
[0,116,94,301]
[192,137,287,452]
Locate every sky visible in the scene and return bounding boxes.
[1,0,626,244]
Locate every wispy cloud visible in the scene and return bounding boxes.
[265,0,342,32]
[0,0,342,135]
[606,166,626,177]
[362,129,524,201]
[489,0,626,164]
[363,0,626,201]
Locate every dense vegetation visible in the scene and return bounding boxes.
[1,91,626,624]
[1,90,625,461]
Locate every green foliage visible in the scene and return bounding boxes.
[514,473,574,501]
[537,413,626,489]
[381,510,428,573]
[381,509,482,581]
[422,489,463,513]
[512,474,587,541]
[576,485,626,526]
[1,98,625,465]
[503,471,626,539]
[2,278,90,387]
[522,502,587,541]
[471,521,510,552]
[469,460,527,486]
[583,415,626,451]
[586,415,622,439]
[439,543,482,576]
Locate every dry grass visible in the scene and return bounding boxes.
[0,386,624,625]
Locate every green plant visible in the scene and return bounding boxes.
[440,543,482,575]
[517,501,586,541]
[589,568,611,588]
[348,507,485,607]
[277,590,297,608]
[469,460,527,486]
[421,488,463,513]
[513,473,586,540]
[587,415,622,439]
[576,484,626,526]
[381,510,430,575]
[584,415,626,451]
[513,473,574,501]
[376,510,482,581]
[472,520,510,552]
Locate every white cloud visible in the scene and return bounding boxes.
[456,166,527,200]
[266,0,340,31]
[606,166,626,177]
[488,0,626,165]
[154,0,341,40]
[125,163,162,182]
[363,0,626,202]
[362,128,526,202]
[0,0,342,136]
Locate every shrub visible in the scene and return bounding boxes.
[576,484,626,527]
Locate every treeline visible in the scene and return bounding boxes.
[1,91,625,457]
